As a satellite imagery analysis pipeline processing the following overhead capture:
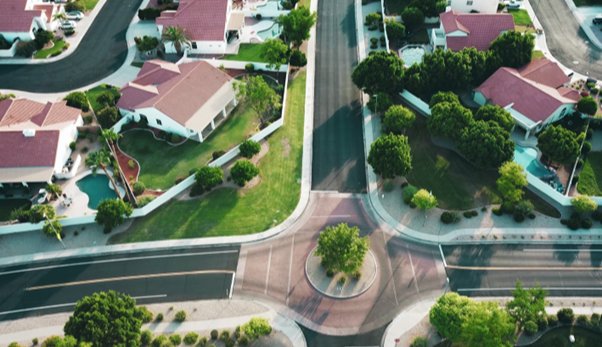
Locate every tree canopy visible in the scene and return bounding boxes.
[230,160,259,186]
[278,6,317,47]
[429,91,460,108]
[194,166,223,193]
[412,189,437,211]
[490,31,534,68]
[459,121,514,169]
[474,104,514,132]
[239,139,261,158]
[497,161,528,205]
[316,223,369,274]
[385,20,405,44]
[577,96,599,115]
[401,6,425,31]
[410,0,447,17]
[261,39,289,70]
[352,51,404,96]
[428,101,474,142]
[537,125,580,165]
[506,281,547,329]
[235,76,281,124]
[571,195,598,215]
[367,133,412,179]
[95,199,133,233]
[382,105,415,134]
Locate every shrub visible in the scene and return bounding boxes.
[133,181,145,196]
[32,338,39,346]
[64,92,90,112]
[128,159,136,169]
[401,6,424,31]
[169,334,181,345]
[135,36,159,52]
[245,63,255,72]
[182,332,198,345]
[242,317,272,339]
[548,314,559,326]
[410,336,427,347]
[582,218,593,229]
[96,106,120,128]
[65,0,85,12]
[219,330,230,341]
[567,215,581,230]
[370,37,378,49]
[537,315,548,331]
[138,8,163,20]
[151,335,169,347]
[212,150,226,161]
[591,313,600,326]
[463,210,478,218]
[198,337,208,346]
[8,343,23,347]
[230,160,259,186]
[524,320,538,335]
[492,207,503,216]
[170,133,182,143]
[365,12,382,27]
[155,313,164,322]
[239,139,261,158]
[69,141,77,151]
[34,30,54,49]
[237,335,249,346]
[174,310,186,322]
[576,314,590,327]
[440,211,460,224]
[194,166,223,194]
[141,330,153,346]
[382,105,415,134]
[582,141,592,155]
[367,92,392,114]
[402,184,418,204]
[557,308,575,324]
[577,96,598,115]
[289,49,307,67]
[210,330,219,340]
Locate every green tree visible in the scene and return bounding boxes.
[194,166,224,192]
[352,51,404,95]
[459,301,516,347]
[278,6,317,47]
[261,39,289,70]
[382,105,415,134]
[162,26,189,54]
[571,195,598,215]
[64,291,145,347]
[430,292,472,341]
[474,104,514,132]
[289,49,307,67]
[316,223,369,274]
[64,92,90,112]
[367,134,412,179]
[429,91,460,108]
[134,36,159,52]
[411,189,437,224]
[41,335,78,347]
[239,139,261,158]
[85,148,122,200]
[234,76,281,124]
[506,281,547,329]
[96,106,120,128]
[428,101,474,142]
[95,199,133,233]
[496,161,528,205]
[45,183,62,201]
[577,96,598,115]
[410,0,447,17]
[537,125,580,165]
[0,92,16,101]
[459,121,514,169]
[401,6,424,32]
[242,317,272,340]
[230,160,259,186]
[385,20,405,44]
[490,31,534,68]
[43,219,64,246]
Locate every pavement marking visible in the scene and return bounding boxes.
[264,245,273,295]
[446,265,602,271]
[407,244,420,294]
[25,270,235,291]
[458,287,602,292]
[438,244,447,268]
[523,248,602,252]
[0,295,167,316]
[382,232,398,305]
[286,234,295,305]
[0,250,238,276]
[229,273,235,299]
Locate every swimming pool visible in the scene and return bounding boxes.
[513,145,551,177]
[257,22,281,40]
[399,45,426,67]
[76,174,117,209]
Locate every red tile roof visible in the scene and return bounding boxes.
[156,0,228,41]
[32,3,56,24]
[517,57,570,88]
[117,60,233,125]
[440,10,514,51]
[0,130,59,168]
[0,99,81,128]
[0,0,43,33]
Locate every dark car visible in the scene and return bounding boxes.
[593,14,602,25]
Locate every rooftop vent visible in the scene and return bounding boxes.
[22,129,36,137]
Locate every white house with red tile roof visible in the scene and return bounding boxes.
[0,98,82,184]
[430,10,514,51]
[0,0,62,44]
[474,58,580,138]
[117,60,238,142]
[450,0,499,14]
[156,0,244,54]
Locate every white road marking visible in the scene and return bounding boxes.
[523,248,602,252]
[286,234,295,306]
[446,265,602,271]
[407,244,420,294]
[438,244,447,268]
[264,245,273,295]
[0,250,238,276]
[229,273,235,299]
[0,295,167,316]
[458,287,602,292]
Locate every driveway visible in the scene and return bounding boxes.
[531,0,602,79]
[312,0,367,193]
[0,0,142,92]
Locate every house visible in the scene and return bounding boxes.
[0,98,83,185]
[430,10,514,51]
[156,0,245,54]
[450,0,499,14]
[474,58,580,138]
[117,60,238,142]
[0,0,62,43]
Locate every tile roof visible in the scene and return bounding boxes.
[156,0,228,41]
[0,99,81,128]
[117,60,233,126]
[0,130,59,168]
[0,0,43,33]
[440,10,514,51]
[517,57,570,88]
[32,3,56,24]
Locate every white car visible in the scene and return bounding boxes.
[60,20,77,30]
[66,11,84,21]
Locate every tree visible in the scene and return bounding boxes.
[101,129,121,154]
[261,39,289,70]
[352,51,404,96]
[41,335,78,347]
[577,96,598,115]
[194,166,223,192]
[242,317,272,340]
[459,121,514,169]
[410,0,447,17]
[134,36,159,52]
[85,148,122,200]
[230,160,259,186]
[64,291,145,347]
[385,20,405,44]
[234,76,281,124]
[497,161,528,205]
[278,6,317,47]
[367,134,412,179]
[64,92,90,112]
[401,6,424,32]
[43,219,64,246]
[537,125,580,165]
[162,26,189,54]
[411,189,437,224]
[382,105,415,134]
[96,106,120,128]
[572,195,598,215]
[428,102,474,141]
[506,281,547,329]
[316,223,369,275]
[490,31,534,68]
[65,0,84,12]
[239,139,261,158]
[289,49,307,67]
[94,199,133,233]
[429,91,460,108]
[475,104,514,132]
[34,30,54,49]
[430,293,472,341]
[45,183,62,201]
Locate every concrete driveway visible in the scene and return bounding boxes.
[531,0,602,79]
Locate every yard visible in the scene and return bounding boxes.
[223,44,267,63]
[82,0,101,11]
[85,84,121,113]
[34,39,68,59]
[573,0,602,6]
[384,0,411,15]
[577,151,602,195]
[112,72,306,242]
[509,9,533,26]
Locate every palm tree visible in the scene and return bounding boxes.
[45,183,62,201]
[53,12,67,22]
[162,26,189,54]
[85,149,123,200]
[101,129,121,152]
[43,219,65,248]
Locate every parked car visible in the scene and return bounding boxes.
[66,11,84,20]
[593,14,602,25]
[60,20,77,30]
[506,1,521,10]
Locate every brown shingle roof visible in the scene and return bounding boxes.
[0,99,81,128]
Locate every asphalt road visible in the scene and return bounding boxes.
[443,244,602,296]
[0,246,239,320]
[531,0,602,80]
[312,0,367,193]
[0,0,142,92]
[301,324,387,347]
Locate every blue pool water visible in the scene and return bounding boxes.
[257,23,281,40]
[76,174,117,209]
[513,145,552,177]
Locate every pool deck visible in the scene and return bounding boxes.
[51,169,96,218]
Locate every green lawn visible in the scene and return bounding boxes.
[119,107,261,190]
[85,85,121,113]
[532,50,544,60]
[223,44,267,63]
[0,199,31,221]
[34,39,67,59]
[509,9,532,26]
[577,152,602,196]
[573,0,602,6]
[82,0,100,11]
[111,72,306,242]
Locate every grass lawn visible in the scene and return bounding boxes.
[532,50,544,60]
[0,199,31,221]
[509,9,532,26]
[85,84,120,113]
[34,39,67,59]
[577,151,602,195]
[573,0,602,6]
[112,72,306,242]
[82,0,100,11]
[223,44,267,63]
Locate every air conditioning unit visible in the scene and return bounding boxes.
[23,129,36,137]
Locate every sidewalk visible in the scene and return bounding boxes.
[0,299,306,347]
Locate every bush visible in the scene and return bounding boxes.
[183,332,198,345]
[245,63,255,72]
[210,330,219,340]
[370,37,378,48]
[463,210,478,218]
[385,20,405,44]
[582,141,592,155]
[155,313,163,322]
[230,160,259,186]
[219,330,230,341]
[133,181,145,196]
[64,92,90,112]
[382,105,415,134]
[174,310,186,322]
[96,106,120,128]
[8,343,23,347]
[34,30,54,49]
[138,8,163,20]
[239,139,261,158]
[194,166,223,194]
[557,308,575,324]
[401,6,424,31]
[548,314,559,326]
[151,335,169,347]
[582,218,593,229]
[410,336,428,347]
[198,337,208,346]
[65,0,85,12]
[567,215,581,230]
[367,92,392,114]
[135,36,159,52]
[402,184,418,204]
[524,320,538,335]
[141,330,153,346]
[237,335,249,346]
[591,313,600,326]
[32,338,39,346]
[537,315,548,331]
[576,314,590,327]
[289,49,307,67]
[170,133,182,143]
[169,334,181,345]
[242,317,272,339]
[440,211,460,224]
[492,207,503,216]
[577,96,598,115]
[16,42,36,57]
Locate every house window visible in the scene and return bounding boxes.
[466,0,473,4]
[191,42,197,49]
[156,119,162,126]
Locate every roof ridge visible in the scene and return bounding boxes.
[508,68,573,103]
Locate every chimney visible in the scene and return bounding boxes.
[22,129,36,137]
